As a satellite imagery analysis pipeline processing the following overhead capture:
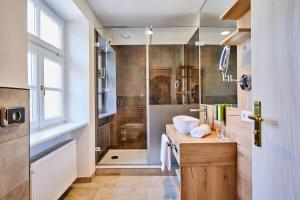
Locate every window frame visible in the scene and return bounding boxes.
[28,43,40,130]
[28,0,64,56]
[27,0,65,130]
[39,48,65,127]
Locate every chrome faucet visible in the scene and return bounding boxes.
[190,105,208,125]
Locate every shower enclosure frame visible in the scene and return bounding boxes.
[95,22,201,166]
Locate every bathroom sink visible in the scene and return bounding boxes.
[172,115,199,134]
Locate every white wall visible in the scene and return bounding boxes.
[70,0,104,177]
[0,0,28,88]
[73,0,103,30]
[64,20,89,123]
[64,19,92,177]
[36,0,103,178]
[0,0,99,179]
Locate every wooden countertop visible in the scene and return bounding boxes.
[166,124,235,146]
[166,124,237,167]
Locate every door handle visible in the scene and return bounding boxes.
[248,101,263,147]
[40,85,45,96]
[248,114,264,122]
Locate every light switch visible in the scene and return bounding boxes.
[241,110,253,123]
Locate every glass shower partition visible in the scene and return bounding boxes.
[95,26,201,165]
[146,27,201,164]
[96,28,148,165]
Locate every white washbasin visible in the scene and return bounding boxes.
[172,115,199,134]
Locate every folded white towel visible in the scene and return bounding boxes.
[190,124,211,138]
[160,134,171,171]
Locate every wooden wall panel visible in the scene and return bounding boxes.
[223,37,252,200]
[237,39,252,111]
[237,10,251,29]
[203,36,252,200]
[235,38,252,200]
[226,108,252,200]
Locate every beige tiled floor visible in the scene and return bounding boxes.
[63,176,180,200]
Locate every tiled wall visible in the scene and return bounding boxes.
[0,88,29,199]
[149,44,200,105]
[149,45,183,105]
[114,45,146,97]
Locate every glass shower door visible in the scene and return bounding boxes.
[96,28,148,165]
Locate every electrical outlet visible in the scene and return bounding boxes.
[95,147,101,152]
[241,110,253,123]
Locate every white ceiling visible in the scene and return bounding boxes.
[86,0,205,27]
[200,27,235,45]
[42,0,85,22]
[100,27,199,45]
[87,0,236,28]
[200,0,236,28]
[99,27,235,45]
[87,0,236,45]
[43,0,237,45]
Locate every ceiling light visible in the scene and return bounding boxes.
[145,26,154,35]
[146,30,153,35]
[220,31,231,36]
[120,32,130,39]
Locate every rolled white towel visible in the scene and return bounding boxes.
[160,134,171,171]
[190,124,211,138]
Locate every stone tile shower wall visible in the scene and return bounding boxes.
[110,45,147,149]
[149,45,183,105]
[149,44,200,105]
[149,43,200,105]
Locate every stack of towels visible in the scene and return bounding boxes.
[189,124,211,138]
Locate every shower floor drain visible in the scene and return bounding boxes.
[111,156,119,159]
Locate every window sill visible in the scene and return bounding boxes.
[30,122,87,147]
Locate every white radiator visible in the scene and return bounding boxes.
[30,140,77,200]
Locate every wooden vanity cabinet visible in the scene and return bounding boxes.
[166,124,237,200]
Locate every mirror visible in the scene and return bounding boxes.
[218,45,251,90]
[199,0,238,105]
[219,45,230,73]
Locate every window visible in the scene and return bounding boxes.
[28,47,38,126]
[27,0,63,51]
[41,50,64,123]
[40,11,61,49]
[27,0,64,130]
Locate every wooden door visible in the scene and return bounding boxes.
[252,0,300,199]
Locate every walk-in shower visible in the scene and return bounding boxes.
[95,26,201,166]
